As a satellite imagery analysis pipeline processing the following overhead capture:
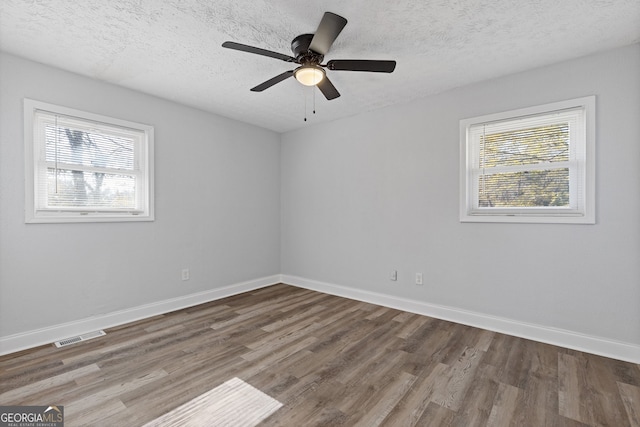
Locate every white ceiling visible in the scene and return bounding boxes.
[1,1,639,133]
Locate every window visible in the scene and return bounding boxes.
[24,99,154,223]
[460,96,595,224]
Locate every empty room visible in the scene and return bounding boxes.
[1,1,639,426]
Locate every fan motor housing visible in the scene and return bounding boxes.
[291,34,323,65]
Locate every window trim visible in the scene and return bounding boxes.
[459,96,596,224]
[24,99,155,223]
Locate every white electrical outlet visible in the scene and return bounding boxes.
[415,273,423,285]
[390,270,398,281]
[181,268,190,281]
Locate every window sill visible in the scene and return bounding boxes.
[26,212,154,224]
[460,213,595,224]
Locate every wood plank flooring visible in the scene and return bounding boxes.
[1,284,639,426]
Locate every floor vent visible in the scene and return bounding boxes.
[54,330,106,348]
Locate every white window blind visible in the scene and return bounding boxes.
[460,97,595,224]
[25,99,154,223]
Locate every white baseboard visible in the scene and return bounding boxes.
[281,275,640,364]
[4,274,638,364]
[0,275,281,356]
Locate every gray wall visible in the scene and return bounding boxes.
[0,53,281,338]
[281,44,640,346]
[2,44,639,352]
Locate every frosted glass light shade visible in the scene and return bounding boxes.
[295,66,325,86]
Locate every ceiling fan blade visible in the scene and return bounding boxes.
[309,12,348,55]
[222,41,296,63]
[250,70,295,92]
[316,76,340,100]
[327,60,396,73]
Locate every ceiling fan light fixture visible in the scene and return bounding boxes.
[295,66,325,86]
[222,12,396,100]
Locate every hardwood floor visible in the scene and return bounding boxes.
[1,284,639,426]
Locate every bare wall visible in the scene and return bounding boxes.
[0,53,281,339]
[2,44,638,358]
[280,44,640,347]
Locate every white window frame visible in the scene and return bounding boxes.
[24,99,154,223]
[460,96,595,224]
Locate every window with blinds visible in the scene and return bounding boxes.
[460,97,595,224]
[24,99,154,223]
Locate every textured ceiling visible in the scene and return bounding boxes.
[1,0,639,133]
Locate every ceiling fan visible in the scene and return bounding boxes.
[222,12,396,100]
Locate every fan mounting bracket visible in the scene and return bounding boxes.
[291,34,324,65]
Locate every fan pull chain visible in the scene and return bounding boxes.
[303,86,318,122]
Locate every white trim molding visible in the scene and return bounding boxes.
[0,275,281,356]
[3,274,638,364]
[281,275,640,364]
